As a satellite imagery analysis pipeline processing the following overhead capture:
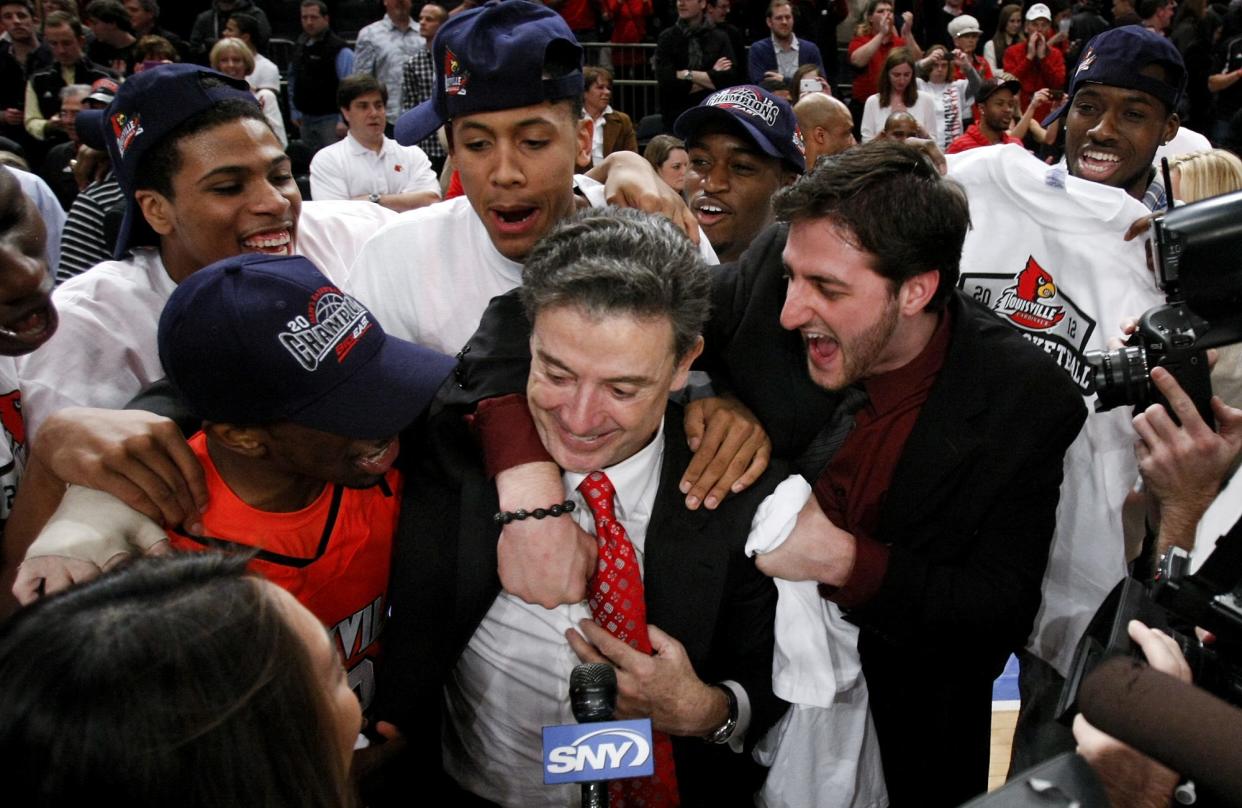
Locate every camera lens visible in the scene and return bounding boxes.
[1086,345,1151,411]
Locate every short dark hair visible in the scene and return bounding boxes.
[43,10,83,37]
[0,554,353,807]
[132,0,159,15]
[227,11,263,47]
[768,0,793,16]
[773,140,971,310]
[337,72,387,109]
[133,97,267,199]
[300,0,329,14]
[85,0,132,30]
[0,1,34,13]
[134,33,179,62]
[520,207,710,360]
[1137,0,1171,16]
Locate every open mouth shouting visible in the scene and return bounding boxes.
[1073,148,1124,183]
[490,205,541,236]
[691,196,731,229]
[0,296,57,354]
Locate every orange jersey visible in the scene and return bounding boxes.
[168,432,401,711]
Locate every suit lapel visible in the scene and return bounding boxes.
[643,408,729,665]
[453,471,503,649]
[880,295,988,537]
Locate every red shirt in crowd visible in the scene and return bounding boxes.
[1002,39,1065,123]
[946,123,1024,153]
[848,33,907,104]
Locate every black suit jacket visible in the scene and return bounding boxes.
[380,404,787,805]
[702,224,1088,807]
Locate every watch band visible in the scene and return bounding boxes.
[702,683,738,744]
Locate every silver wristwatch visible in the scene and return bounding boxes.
[702,684,738,744]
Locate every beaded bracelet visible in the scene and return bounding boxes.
[493,500,576,525]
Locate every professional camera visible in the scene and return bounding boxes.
[1086,189,1242,428]
[1058,514,1242,722]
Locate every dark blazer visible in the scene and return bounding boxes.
[380,403,787,805]
[702,224,1087,807]
[599,109,638,157]
[746,36,825,83]
[656,23,736,129]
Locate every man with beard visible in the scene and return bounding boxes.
[947,75,1024,152]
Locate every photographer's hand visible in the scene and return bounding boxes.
[1072,620,1186,808]
[1132,367,1242,554]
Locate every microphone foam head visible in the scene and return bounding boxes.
[570,663,617,723]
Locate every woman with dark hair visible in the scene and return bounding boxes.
[985,3,1025,72]
[0,553,361,807]
[861,47,936,140]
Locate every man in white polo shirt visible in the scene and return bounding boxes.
[309,73,439,212]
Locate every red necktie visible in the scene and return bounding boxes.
[578,471,680,808]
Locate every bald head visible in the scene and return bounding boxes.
[794,93,855,168]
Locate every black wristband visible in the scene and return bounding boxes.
[493,500,576,525]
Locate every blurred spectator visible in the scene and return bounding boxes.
[1067,0,1108,66]
[40,82,87,209]
[642,133,688,192]
[546,0,597,40]
[947,75,1024,151]
[1209,6,1242,145]
[223,12,279,92]
[655,0,736,129]
[583,66,636,166]
[355,0,424,129]
[211,37,287,148]
[0,1,51,76]
[290,0,354,155]
[1113,0,1142,26]
[23,12,113,151]
[860,47,936,141]
[1139,0,1176,34]
[602,0,653,76]
[83,0,136,76]
[793,92,855,166]
[948,15,992,81]
[747,0,825,84]
[189,0,271,60]
[878,109,922,138]
[55,76,123,283]
[0,554,360,808]
[920,0,968,50]
[398,2,445,171]
[1003,3,1065,124]
[707,0,746,87]
[789,62,829,102]
[309,73,438,211]
[122,0,189,61]
[917,44,980,149]
[984,3,1025,72]
[760,73,791,99]
[132,34,178,69]
[848,0,922,131]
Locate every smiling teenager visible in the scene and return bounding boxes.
[12,64,397,442]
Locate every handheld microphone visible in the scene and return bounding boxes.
[1079,656,1242,807]
[570,663,617,808]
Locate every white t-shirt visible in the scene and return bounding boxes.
[860,89,938,142]
[346,176,718,355]
[947,145,1164,676]
[309,133,439,202]
[14,200,395,441]
[247,52,281,92]
[0,355,27,528]
[917,77,973,150]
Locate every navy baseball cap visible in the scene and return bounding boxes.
[75,64,259,258]
[1043,25,1186,126]
[158,254,456,440]
[976,75,1022,105]
[673,85,807,174]
[394,0,583,147]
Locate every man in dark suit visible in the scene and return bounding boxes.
[381,208,787,806]
[449,140,1087,807]
[701,141,1086,807]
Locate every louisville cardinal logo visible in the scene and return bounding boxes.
[444,48,468,96]
[995,257,1067,330]
[0,390,23,450]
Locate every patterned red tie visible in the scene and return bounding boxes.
[577,471,680,808]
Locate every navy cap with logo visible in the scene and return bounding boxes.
[1042,25,1186,126]
[673,85,807,174]
[158,253,456,440]
[394,0,584,147]
[75,64,259,259]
